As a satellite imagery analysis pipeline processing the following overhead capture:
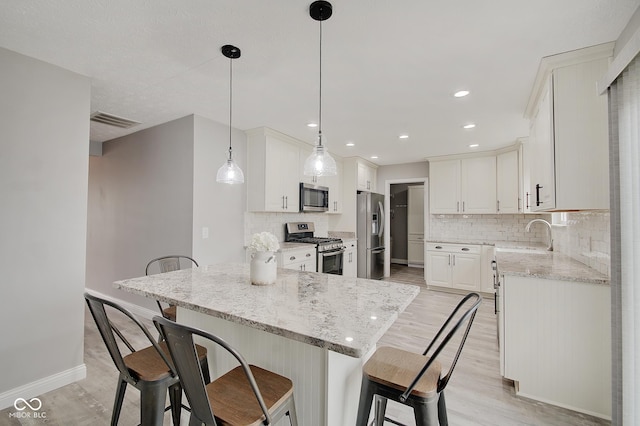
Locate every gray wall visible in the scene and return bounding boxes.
[86,116,195,309]
[376,161,429,190]
[0,48,90,399]
[192,115,247,264]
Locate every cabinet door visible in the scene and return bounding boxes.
[529,77,556,211]
[265,137,300,211]
[408,238,424,266]
[461,156,497,214]
[497,150,520,213]
[429,160,460,214]
[343,247,357,277]
[299,145,317,185]
[321,159,343,213]
[426,252,452,287]
[407,186,425,234]
[357,162,372,191]
[451,253,481,291]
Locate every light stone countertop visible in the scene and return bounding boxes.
[496,250,609,285]
[114,263,420,357]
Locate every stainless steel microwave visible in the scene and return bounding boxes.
[299,183,329,212]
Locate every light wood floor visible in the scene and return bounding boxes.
[0,266,610,425]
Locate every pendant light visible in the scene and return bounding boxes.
[303,1,338,177]
[216,44,245,184]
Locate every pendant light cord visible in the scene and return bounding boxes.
[228,56,233,159]
[318,18,323,147]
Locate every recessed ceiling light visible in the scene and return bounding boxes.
[307,122,318,128]
[454,90,470,97]
[346,142,355,147]
[469,143,480,148]
[463,123,476,129]
[399,134,409,139]
[371,155,379,159]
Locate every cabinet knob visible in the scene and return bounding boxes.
[290,256,296,261]
[461,247,470,251]
[435,245,443,249]
[306,253,311,257]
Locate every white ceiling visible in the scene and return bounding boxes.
[1,0,638,165]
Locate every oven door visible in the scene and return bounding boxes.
[318,249,344,275]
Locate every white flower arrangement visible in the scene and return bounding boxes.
[248,232,280,253]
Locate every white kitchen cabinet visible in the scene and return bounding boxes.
[526,45,611,211]
[278,247,316,272]
[429,157,496,214]
[343,240,357,277]
[407,185,424,267]
[247,127,300,212]
[501,274,611,418]
[496,149,520,213]
[425,243,481,291]
[357,161,377,192]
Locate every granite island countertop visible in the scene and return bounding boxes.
[114,263,419,357]
[496,250,609,285]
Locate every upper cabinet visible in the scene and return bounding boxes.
[357,161,377,192]
[525,43,612,211]
[429,156,496,214]
[496,149,521,213]
[246,128,300,212]
[247,127,343,213]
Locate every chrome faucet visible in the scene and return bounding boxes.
[525,218,553,251]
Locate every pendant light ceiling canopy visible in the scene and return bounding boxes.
[216,44,245,184]
[303,0,338,177]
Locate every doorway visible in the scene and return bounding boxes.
[384,178,429,278]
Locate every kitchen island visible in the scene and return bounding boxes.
[115,263,419,426]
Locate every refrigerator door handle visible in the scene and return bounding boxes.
[377,201,385,238]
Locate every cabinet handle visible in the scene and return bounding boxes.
[497,200,500,212]
[535,184,543,206]
[290,256,296,261]
[526,192,530,209]
[452,254,456,266]
[306,253,311,257]
[461,247,470,251]
[435,245,443,249]
[462,201,465,212]
[456,201,460,212]
[282,196,286,209]
[448,254,451,266]
[285,196,288,209]
[518,197,522,212]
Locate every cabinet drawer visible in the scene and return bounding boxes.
[279,248,315,267]
[426,243,480,254]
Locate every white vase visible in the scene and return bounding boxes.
[250,251,277,285]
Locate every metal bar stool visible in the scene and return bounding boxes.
[154,315,298,426]
[145,255,199,321]
[355,292,482,426]
[85,293,209,426]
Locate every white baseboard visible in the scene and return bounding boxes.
[84,288,158,320]
[0,364,86,411]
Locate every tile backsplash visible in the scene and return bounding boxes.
[430,214,552,245]
[245,212,329,244]
[430,212,610,277]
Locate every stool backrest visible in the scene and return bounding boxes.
[145,255,199,275]
[400,292,482,402]
[153,315,273,425]
[84,292,175,384]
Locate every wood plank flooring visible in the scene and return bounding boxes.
[0,265,610,425]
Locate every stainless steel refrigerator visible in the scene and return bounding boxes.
[357,191,385,279]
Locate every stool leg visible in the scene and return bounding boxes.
[140,381,168,426]
[168,382,183,426]
[413,398,439,426]
[111,376,128,426]
[437,392,448,426]
[355,377,375,426]
[200,357,211,384]
[374,395,388,426]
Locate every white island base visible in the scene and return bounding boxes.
[178,308,370,426]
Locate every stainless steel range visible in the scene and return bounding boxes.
[284,222,344,275]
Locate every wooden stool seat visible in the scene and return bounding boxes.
[363,346,442,400]
[163,305,177,321]
[206,365,294,425]
[124,341,207,382]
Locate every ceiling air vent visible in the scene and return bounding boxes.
[90,111,140,129]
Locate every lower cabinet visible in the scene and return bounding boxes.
[407,234,424,267]
[278,247,317,272]
[343,240,357,278]
[425,243,481,291]
[501,275,610,418]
